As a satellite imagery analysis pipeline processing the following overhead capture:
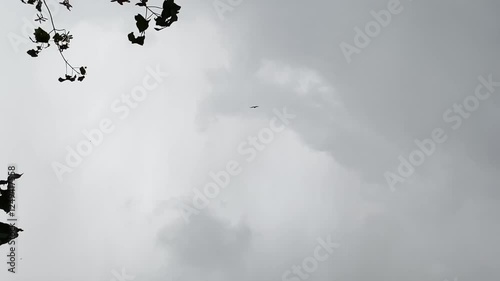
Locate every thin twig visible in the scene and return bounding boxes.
[42,0,81,76]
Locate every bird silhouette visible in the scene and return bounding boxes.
[250,105,259,109]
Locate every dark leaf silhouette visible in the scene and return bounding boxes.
[128,32,145,45]
[136,0,148,7]
[35,0,42,12]
[20,0,180,81]
[0,173,22,214]
[59,0,72,10]
[7,173,23,182]
[58,73,85,82]
[135,14,150,33]
[111,0,130,5]
[27,49,39,57]
[0,222,23,248]
[33,27,50,43]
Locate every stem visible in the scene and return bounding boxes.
[42,0,81,76]
[145,5,160,17]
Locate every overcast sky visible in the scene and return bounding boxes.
[1,0,500,280]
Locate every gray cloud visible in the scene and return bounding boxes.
[2,0,500,280]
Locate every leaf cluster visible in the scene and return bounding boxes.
[20,0,181,82]
[127,0,181,45]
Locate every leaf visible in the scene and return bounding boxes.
[35,0,42,12]
[136,0,148,7]
[53,33,63,43]
[27,49,39,57]
[33,27,50,43]
[155,16,167,27]
[65,74,76,82]
[134,14,149,33]
[127,32,145,45]
[59,0,72,11]
[110,0,130,5]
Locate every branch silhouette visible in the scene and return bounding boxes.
[0,173,22,214]
[20,0,181,82]
[0,222,23,248]
[0,172,23,248]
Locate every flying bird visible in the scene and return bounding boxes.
[250,105,259,109]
